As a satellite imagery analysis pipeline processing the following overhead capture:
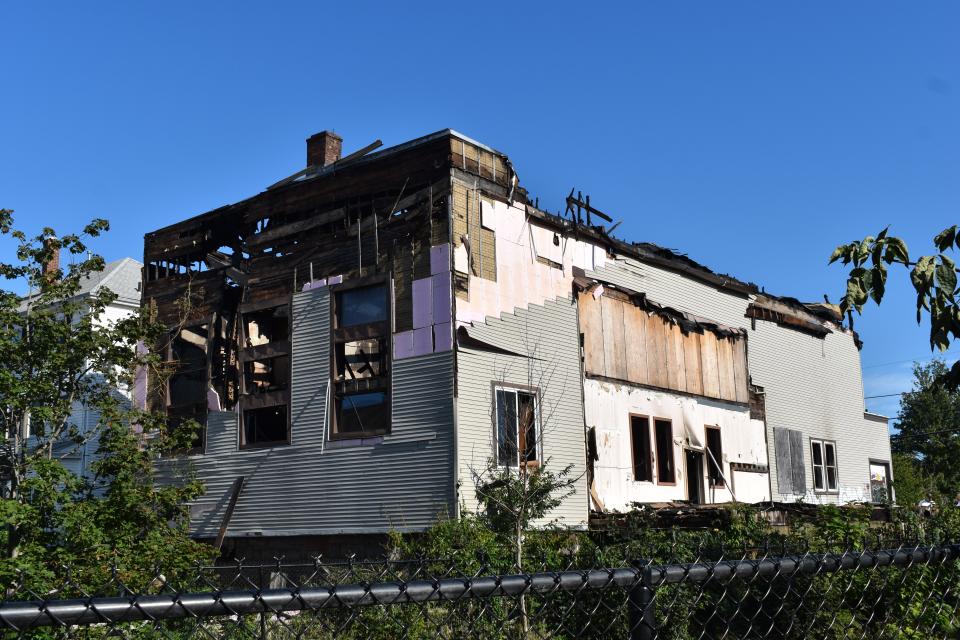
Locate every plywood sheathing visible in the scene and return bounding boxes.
[577,289,749,405]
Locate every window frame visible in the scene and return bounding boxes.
[629,414,654,483]
[810,438,839,494]
[653,417,676,486]
[491,383,542,469]
[329,275,392,440]
[705,425,724,487]
[238,297,292,449]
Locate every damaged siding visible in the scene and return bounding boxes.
[165,285,455,538]
[587,256,892,503]
[585,380,769,509]
[456,296,588,527]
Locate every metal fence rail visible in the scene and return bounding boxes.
[1,541,958,639]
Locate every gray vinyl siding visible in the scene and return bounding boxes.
[160,285,456,538]
[590,256,892,503]
[456,296,588,527]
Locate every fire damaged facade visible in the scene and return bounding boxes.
[144,129,892,550]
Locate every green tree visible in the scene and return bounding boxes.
[0,209,212,595]
[891,360,960,499]
[891,452,939,509]
[830,225,959,380]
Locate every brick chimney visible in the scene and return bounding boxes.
[306,130,342,167]
[42,237,60,279]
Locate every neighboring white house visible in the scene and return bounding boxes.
[20,257,143,479]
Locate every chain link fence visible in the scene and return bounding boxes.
[1,539,958,639]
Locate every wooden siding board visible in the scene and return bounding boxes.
[578,292,605,377]
[717,338,737,402]
[624,303,648,386]
[732,338,749,404]
[683,331,704,396]
[645,314,667,390]
[601,296,627,381]
[699,331,721,399]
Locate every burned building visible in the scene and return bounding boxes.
[144,129,892,555]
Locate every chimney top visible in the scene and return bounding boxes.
[307,130,342,167]
[42,237,60,280]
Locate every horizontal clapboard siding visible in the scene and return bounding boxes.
[590,257,892,503]
[159,285,455,537]
[456,296,588,527]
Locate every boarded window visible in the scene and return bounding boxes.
[811,439,839,492]
[332,282,391,438]
[630,415,653,482]
[773,427,807,494]
[239,302,291,447]
[495,388,539,468]
[705,426,724,487]
[654,419,675,484]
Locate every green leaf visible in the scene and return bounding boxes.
[934,225,958,252]
[828,245,846,265]
[936,255,958,298]
[883,237,909,264]
[912,256,936,291]
[870,264,886,304]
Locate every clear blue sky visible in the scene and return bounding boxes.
[1,2,957,423]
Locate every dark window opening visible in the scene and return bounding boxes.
[243,405,288,446]
[332,282,390,438]
[654,419,675,484]
[244,307,290,347]
[336,338,387,381]
[630,415,653,482]
[496,388,539,468]
[336,392,389,436]
[706,426,724,487]
[243,356,291,393]
[337,285,388,327]
[239,303,291,448]
[167,324,209,451]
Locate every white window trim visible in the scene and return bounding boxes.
[810,439,839,493]
[493,385,542,468]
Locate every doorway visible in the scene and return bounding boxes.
[869,461,891,503]
[686,450,705,504]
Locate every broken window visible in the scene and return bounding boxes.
[630,415,653,482]
[239,301,291,448]
[243,404,288,447]
[811,439,838,493]
[166,323,209,451]
[705,426,724,487]
[654,418,675,484]
[332,282,390,438]
[495,387,539,468]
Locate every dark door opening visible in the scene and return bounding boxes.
[686,450,704,504]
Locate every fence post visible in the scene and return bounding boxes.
[628,560,656,640]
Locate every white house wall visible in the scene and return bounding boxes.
[455,193,606,326]
[455,296,589,527]
[588,257,892,504]
[585,379,769,510]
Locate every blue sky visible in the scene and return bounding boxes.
[1,2,957,424]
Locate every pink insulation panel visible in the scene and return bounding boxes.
[412,327,434,357]
[430,243,450,275]
[432,272,452,325]
[412,277,433,329]
[433,322,452,352]
[394,330,415,360]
